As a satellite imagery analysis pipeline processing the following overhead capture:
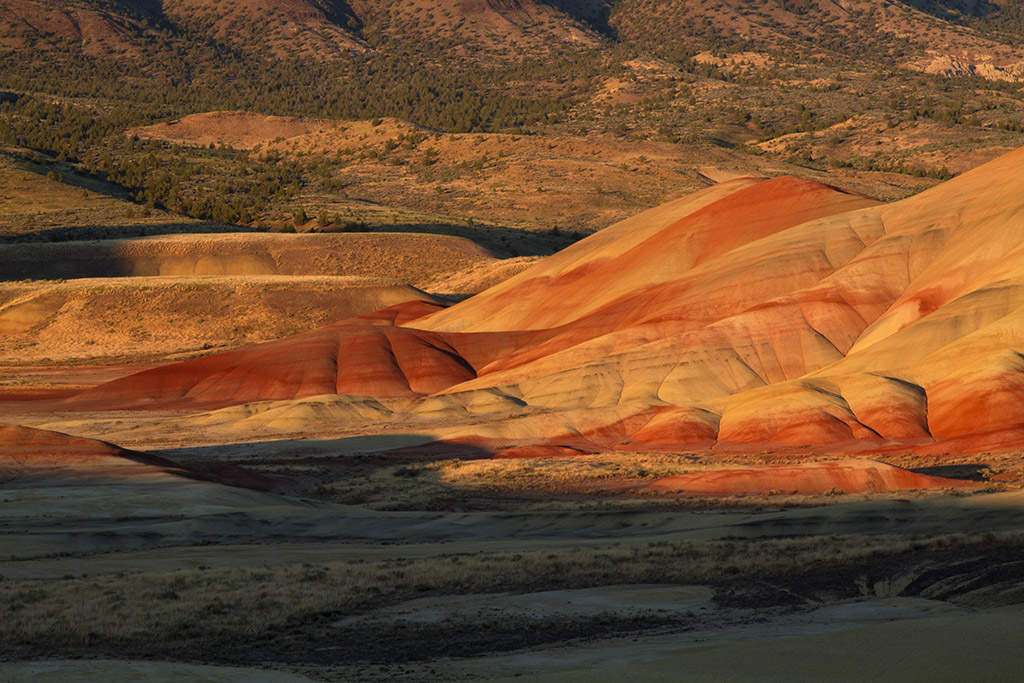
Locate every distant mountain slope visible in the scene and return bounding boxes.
[0,0,155,57]
[352,0,601,59]
[0,0,600,61]
[5,0,1024,82]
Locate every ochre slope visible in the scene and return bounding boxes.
[62,176,868,411]
[418,176,877,333]
[127,111,333,149]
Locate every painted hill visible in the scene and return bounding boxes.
[68,300,464,408]
[64,145,1024,455]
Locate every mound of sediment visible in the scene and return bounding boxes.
[638,460,975,496]
[0,276,437,362]
[67,300,471,409]
[0,423,161,468]
[422,256,546,297]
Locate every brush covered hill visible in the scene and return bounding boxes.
[8,0,1024,74]
[7,0,1024,69]
[0,276,440,363]
[356,0,600,58]
[0,0,153,57]
[608,0,1024,80]
[162,0,367,59]
[64,145,1024,455]
[0,0,365,60]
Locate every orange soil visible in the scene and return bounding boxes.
[635,459,977,496]
[64,300,466,408]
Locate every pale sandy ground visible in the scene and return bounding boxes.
[0,275,436,364]
[484,604,1024,683]
[335,585,715,628]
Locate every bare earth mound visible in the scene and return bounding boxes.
[0,232,496,287]
[65,300,464,409]
[127,111,335,150]
[637,459,976,496]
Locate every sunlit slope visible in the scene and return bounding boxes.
[418,176,877,333]
[426,145,1024,450]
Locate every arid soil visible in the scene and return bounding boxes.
[126,113,950,234]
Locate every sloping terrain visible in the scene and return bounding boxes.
[67,300,464,408]
[0,0,153,56]
[59,145,1024,457]
[0,423,284,492]
[0,151,234,242]
[609,0,1024,80]
[162,0,366,59]
[0,0,365,60]
[125,111,335,149]
[0,232,495,286]
[8,0,1024,75]
[0,276,436,363]
[356,0,600,58]
[126,113,832,234]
